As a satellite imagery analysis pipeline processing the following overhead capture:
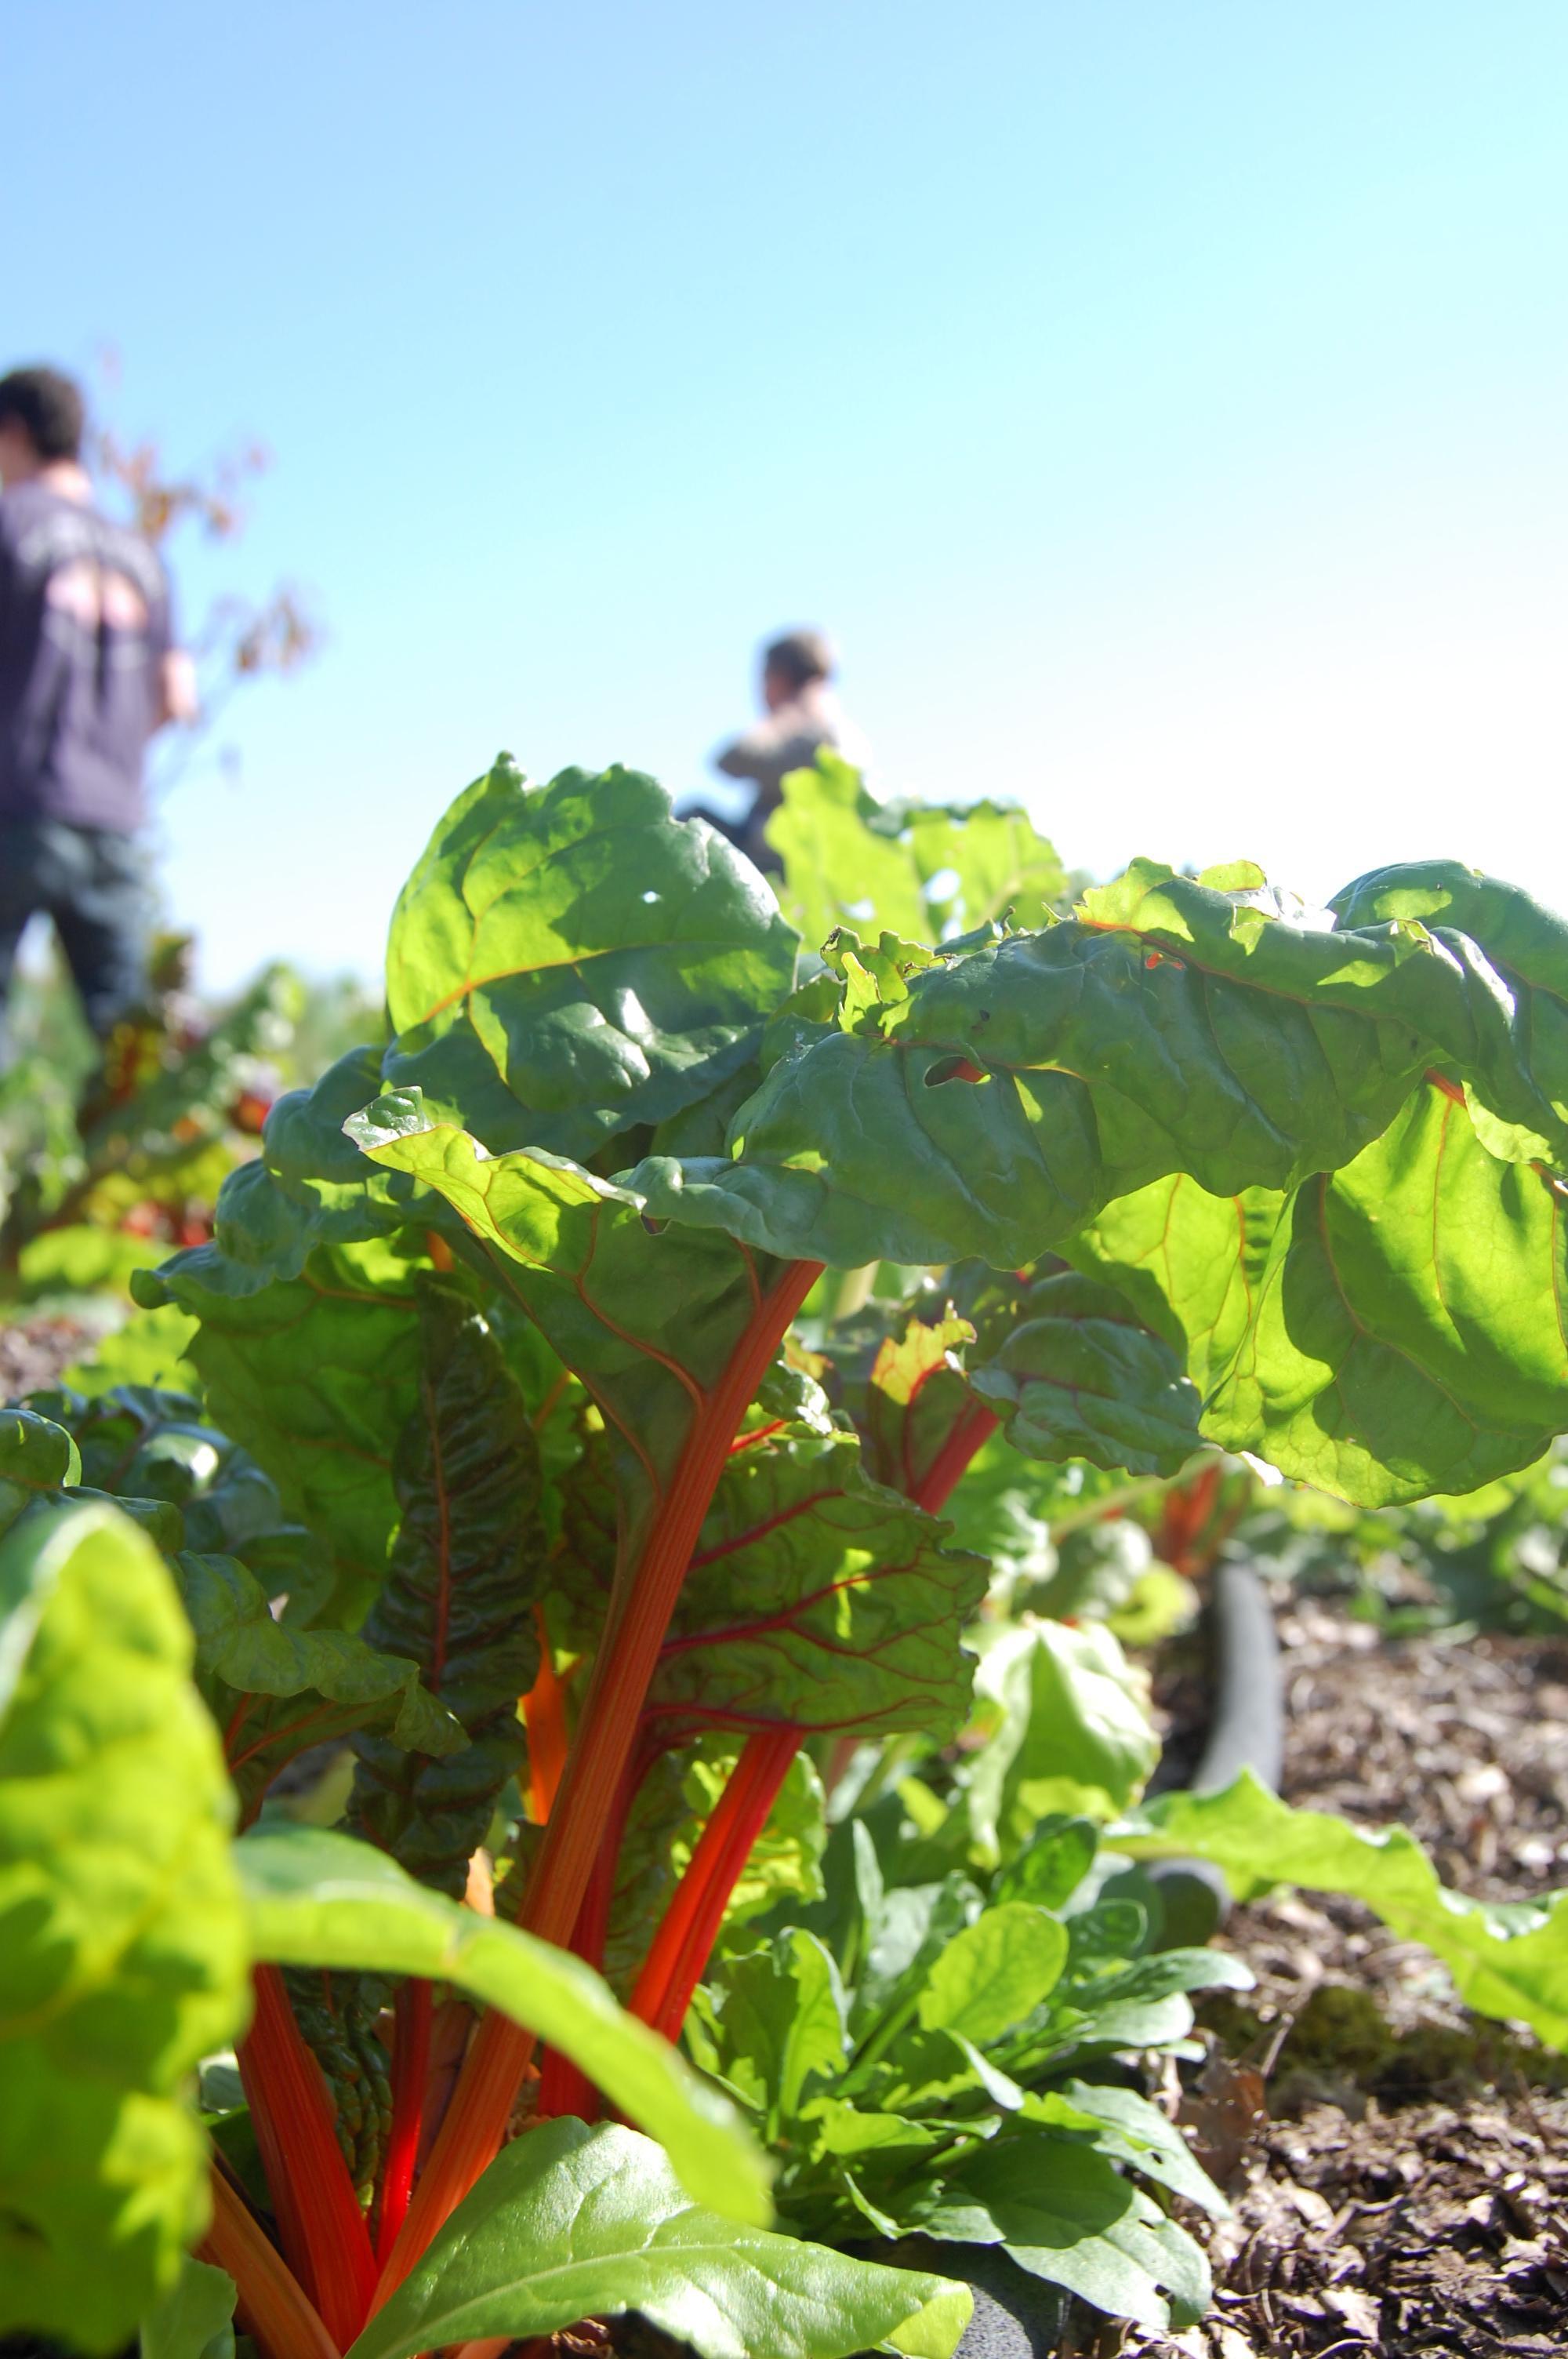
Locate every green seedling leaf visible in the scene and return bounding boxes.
[235,1823,772,2224]
[345,2118,971,2359]
[138,2257,237,2359]
[383,755,799,1158]
[710,1929,851,2128]
[917,1903,1069,2045]
[1115,1772,1568,2048]
[913,2128,1209,2333]
[0,1503,247,2353]
[964,1623,1160,1857]
[1026,2082,1229,2219]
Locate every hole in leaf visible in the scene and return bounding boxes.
[925,1056,988,1087]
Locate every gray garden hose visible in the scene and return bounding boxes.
[1145,1555,1283,1942]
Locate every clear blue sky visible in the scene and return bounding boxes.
[11,2,1567,991]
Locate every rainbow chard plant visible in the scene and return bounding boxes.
[7,751,1568,2359]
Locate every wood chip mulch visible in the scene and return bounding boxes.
[1112,1591,1568,2359]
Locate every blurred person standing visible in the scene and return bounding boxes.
[710,627,866,869]
[0,363,196,1062]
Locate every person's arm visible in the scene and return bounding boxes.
[712,715,786,782]
[147,555,198,730]
[154,646,199,729]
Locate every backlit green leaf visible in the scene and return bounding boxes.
[235,1823,772,2224]
[916,1903,1069,2045]
[383,756,799,1158]
[1078,1082,1568,1503]
[0,1503,247,2352]
[1115,1771,1568,2048]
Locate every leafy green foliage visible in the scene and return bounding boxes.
[236,1823,773,2226]
[29,752,1568,2357]
[690,1805,1243,2337]
[1076,1081,1568,1502]
[350,1278,543,1892]
[138,2255,238,2359]
[768,755,1067,953]
[653,1425,989,1741]
[176,1550,462,1819]
[383,754,800,1157]
[960,1623,1162,1852]
[142,1231,441,1613]
[344,2118,971,2359]
[1116,1772,1568,2048]
[0,1503,248,2351]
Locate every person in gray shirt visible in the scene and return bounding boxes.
[0,364,196,1062]
[709,628,866,870]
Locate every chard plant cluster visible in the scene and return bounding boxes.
[3,752,1568,2359]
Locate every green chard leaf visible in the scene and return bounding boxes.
[141,1229,441,1617]
[768,756,1065,952]
[965,1270,1203,1480]
[175,1550,463,1820]
[1077,1080,1568,1503]
[235,1823,771,2226]
[347,1104,818,1556]
[0,1503,248,2352]
[343,2118,970,2359]
[382,755,800,1158]
[1115,1771,1568,2049]
[1331,861,1568,1167]
[651,1426,989,1743]
[350,1276,544,1894]
[624,864,1456,1268]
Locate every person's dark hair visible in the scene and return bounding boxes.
[764,627,834,692]
[0,365,86,462]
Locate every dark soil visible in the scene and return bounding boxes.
[1108,1591,1568,2359]
[0,1312,91,1401]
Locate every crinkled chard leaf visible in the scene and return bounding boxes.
[1077,1080,1568,1503]
[347,1106,812,1550]
[652,1427,989,1743]
[382,756,800,1158]
[176,1550,463,1819]
[350,1275,543,1894]
[769,756,1065,954]
[142,1230,444,1616]
[0,1503,248,2352]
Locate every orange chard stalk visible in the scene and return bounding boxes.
[374,1255,823,2299]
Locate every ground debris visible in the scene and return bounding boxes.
[1121,1591,1568,2359]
